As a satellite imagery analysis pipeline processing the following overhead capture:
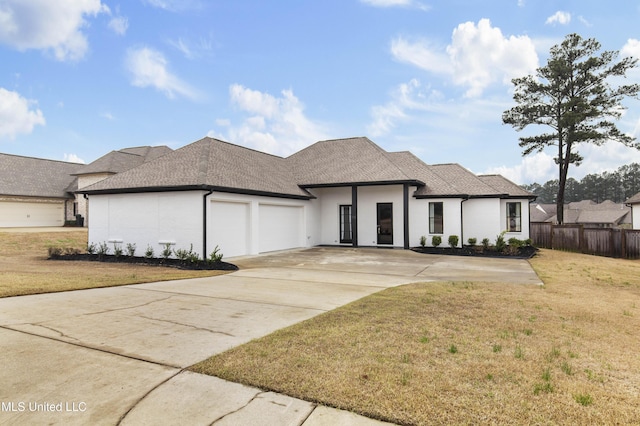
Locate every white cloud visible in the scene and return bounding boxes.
[108,15,128,35]
[0,0,107,61]
[167,34,214,60]
[63,153,85,164]
[392,19,538,97]
[368,79,444,136]
[100,111,115,120]
[142,0,202,12]
[545,11,571,26]
[208,84,329,156]
[622,38,640,58]
[360,0,430,11]
[125,46,199,100]
[0,88,45,139]
[484,152,556,184]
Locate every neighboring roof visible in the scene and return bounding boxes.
[287,137,419,186]
[73,145,172,175]
[0,153,80,199]
[79,138,311,199]
[531,200,631,225]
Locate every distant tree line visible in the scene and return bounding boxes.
[522,163,640,204]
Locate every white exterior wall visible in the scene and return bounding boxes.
[409,198,463,247]
[88,191,204,257]
[463,198,502,244]
[308,187,352,245]
[501,198,531,240]
[358,185,405,247]
[633,204,640,229]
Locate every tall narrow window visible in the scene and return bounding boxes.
[429,202,443,234]
[507,202,521,232]
[340,205,352,243]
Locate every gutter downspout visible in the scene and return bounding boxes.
[460,196,469,248]
[203,189,213,260]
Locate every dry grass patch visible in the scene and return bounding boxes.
[0,230,228,298]
[191,249,640,425]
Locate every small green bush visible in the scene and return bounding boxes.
[448,235,459,248]
[495,231,507,253]
[144,245,154,259]
[113,243,123,258]
[481,238,490,250]
[208,245,224,263]
[161,243,173,260]
[97,242,109,256]
[467,237,477,246]
[126,243,137,257]
[87,242,96,255]
[419,235,427,247]
[431,236,442,248]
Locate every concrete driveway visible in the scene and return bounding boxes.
[0,247,541,425]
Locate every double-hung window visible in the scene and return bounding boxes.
[507,202,521,232]
[429,202,443,234]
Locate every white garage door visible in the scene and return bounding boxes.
[209,201,250,258]
[259,204,303,253]
[0,201,64,227]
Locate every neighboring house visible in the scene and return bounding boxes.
[531,200,631,228]
[625,192,640,229]
[0,153,81,227]
[79,136,535,258]
[72,146,173,226]
[0,146,172,228]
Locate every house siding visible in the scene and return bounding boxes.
[89,191,204,257]
[463,198,502,244]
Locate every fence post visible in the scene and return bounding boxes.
[621,229,627,259]
[579,225,585,254]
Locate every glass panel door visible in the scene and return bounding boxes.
[377,203,393,245]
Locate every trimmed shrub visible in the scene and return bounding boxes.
[419,235,427,247]
[431,236,442,248]
[448,235,459,248]
[467,237,477,246]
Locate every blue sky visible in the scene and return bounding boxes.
[2,0,640,184]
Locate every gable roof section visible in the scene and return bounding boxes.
[79,138,311,199]
[414,164,502,198]
[287,137,419,187]
[0,153,80,199]
[626,192,640,204]
[478,174,536,199]
[386,152,461,197]
[73,145,172,175]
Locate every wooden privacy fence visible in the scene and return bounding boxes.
[531,223,640,259]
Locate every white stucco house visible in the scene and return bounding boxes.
[79,137,535,259]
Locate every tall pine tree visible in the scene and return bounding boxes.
[503,34,639,224]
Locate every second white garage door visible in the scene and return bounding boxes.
[209,201,250,258]
[259,204,304,253]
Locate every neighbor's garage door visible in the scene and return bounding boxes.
[0,201,64,227]
[259,204,303,253]
[210,200,250,258]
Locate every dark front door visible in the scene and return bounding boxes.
[377,203,393,245]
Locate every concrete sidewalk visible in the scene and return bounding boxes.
[0,247,541,425]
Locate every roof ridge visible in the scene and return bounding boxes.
[0,152,83,166]
[204,136,286,160]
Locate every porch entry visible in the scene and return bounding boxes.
[377,202,393,245]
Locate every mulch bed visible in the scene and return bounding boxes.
[412,245,538,259]
[48,253,239,270]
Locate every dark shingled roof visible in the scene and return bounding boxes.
[0,153,80,199]
[424,164,503,197]
[287,137,417,186]
[80,138,311,198]
[478,174,535,198]
[625,192,640,204]
[73,145,172,175]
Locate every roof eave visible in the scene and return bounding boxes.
[78,184,314,200]
[301,179,423,189]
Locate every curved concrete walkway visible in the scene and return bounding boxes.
[0,247,541,425]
